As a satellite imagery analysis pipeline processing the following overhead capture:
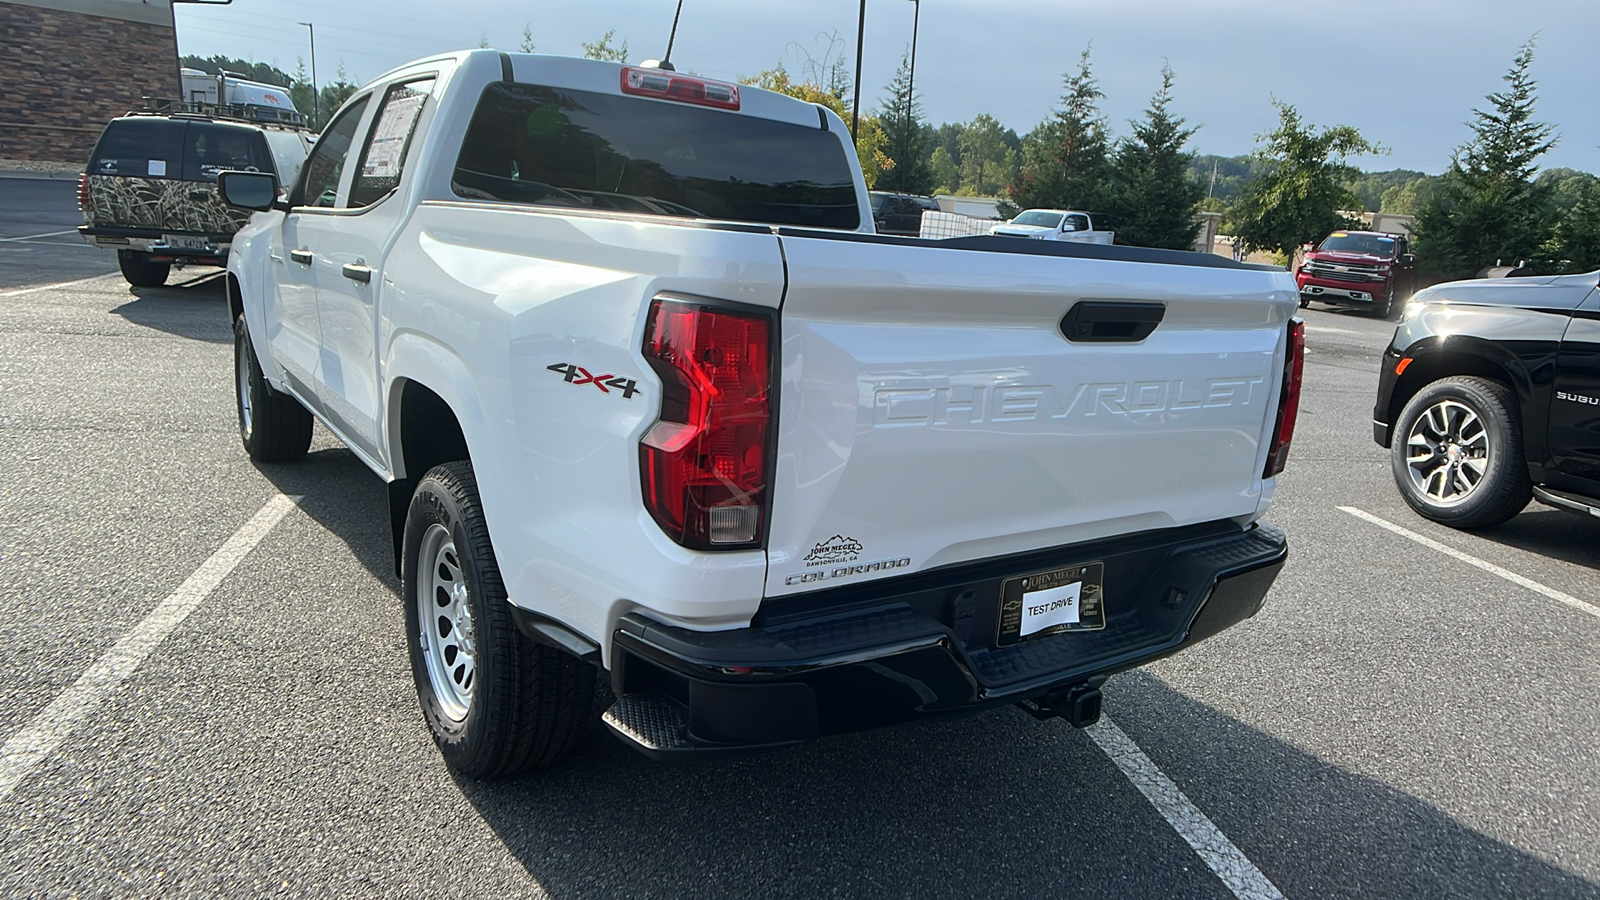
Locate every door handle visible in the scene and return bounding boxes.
[341,263,373,284]
[289,248,313,265]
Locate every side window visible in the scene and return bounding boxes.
[1064,214,1088,232]
[349,77,435,209]
[182,124,271,182]
[293,94,371,209]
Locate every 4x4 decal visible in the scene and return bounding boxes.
[547,363,640,399]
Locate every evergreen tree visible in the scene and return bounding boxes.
[1549,178,1600,272]
[1231,100,1378,262]
[1007,47,1112,213]
[1413,39,1558,277]
[875,53,933,195]
[1109,64,1204,250]
[928,146,959,194]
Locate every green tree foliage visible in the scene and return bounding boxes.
[929,146,958,194]
[1231,100,1379,260]
[1108,64,1203,250]
[581,29,629,63]
[1378,176,1439,214]
[1549,178,1600,272]
[875,53,933,194]
[1188,154,1261,204]
[1413,39,1558,277]
[520,23,537,53]
[1008,47,1112,214]
[956,114,1017,196]
[1539,168,1600,214]
[1346,169,1428,212]
[179,55,293,87]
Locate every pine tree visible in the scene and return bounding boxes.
[1550,179,1600,273]
[1109,65,1204,250]
[1007,47,1112,213]
[1413,39,1558,277]
[875,53,932,195]
[1231,100,1378,262]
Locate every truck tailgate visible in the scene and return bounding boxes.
[765,234,1297,598]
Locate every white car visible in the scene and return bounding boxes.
[219,49,1297,777]
[992,208,1116,244]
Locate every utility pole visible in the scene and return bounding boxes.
[1208,158,1217,198]
[850,0,865,143]
[298,21,318,126]
[904,0,919,190]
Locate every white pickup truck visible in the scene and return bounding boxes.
[219,50,1301,778]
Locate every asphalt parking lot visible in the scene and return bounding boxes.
[1,176,1597,898]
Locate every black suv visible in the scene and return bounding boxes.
[1374,271,1600,527]
[78,109,313,287]
[869,191,940,237]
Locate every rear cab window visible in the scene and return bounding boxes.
[451,82,860,230]
[181,123,272,182]
[91,118,184,178]
[90,118,274,182]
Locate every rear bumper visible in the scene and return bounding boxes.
[78,225,231,260]
[605,520,1287,756]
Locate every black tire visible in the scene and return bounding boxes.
[117,249,170,288]
[403,461,594,779]
[233,315,313,462]
[1390,376,1531,528]
[1379,281,1401,320]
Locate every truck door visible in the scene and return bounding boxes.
[270,94,371,401]
[305,76,436,463]
[1546,287,1600,493]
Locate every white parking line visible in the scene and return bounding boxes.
[0,273,118,298]
[0,494,299,803]
[1339,505,1600,621]
[1089,715,1285,899]
[0,229,77,242]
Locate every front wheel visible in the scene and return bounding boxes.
[1379,282,1401,320]
[117,250,169,288]
[403,461,594,779]
[1390,376,1530,528]
[234,315,313,462]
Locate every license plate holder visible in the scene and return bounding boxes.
[161,233,209,251]
[996,561,1105,646]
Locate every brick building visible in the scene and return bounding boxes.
[0,0,179,164]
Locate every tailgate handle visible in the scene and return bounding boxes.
[1061,301,1165,343]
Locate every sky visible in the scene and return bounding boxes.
[172,0,1600,176]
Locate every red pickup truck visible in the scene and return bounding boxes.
[1296,230,1417,319]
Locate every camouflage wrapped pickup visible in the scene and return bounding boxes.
[79,114,313,287]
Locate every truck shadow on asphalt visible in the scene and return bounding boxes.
[1466,506,1600,573]
[109,275,232,344]
[452,676,1599,898]
[250,440,399,589]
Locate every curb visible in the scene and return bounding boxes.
[0,169,81,181]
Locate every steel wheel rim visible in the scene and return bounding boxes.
[417,523,476,723]
[235,338,254,439]
[1405,399,1490,505]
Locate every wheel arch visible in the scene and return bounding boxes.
[384,335,490,576]
[1386,336,1531,439]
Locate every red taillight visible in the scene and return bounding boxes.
[620,66,741,110]
[1264,318,1305,477]
[640,297,772,549]
[76,173,90,212]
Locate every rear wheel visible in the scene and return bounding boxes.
[1391,376,1530,528]
[404,461,594,779]
[233,315,313,462]
[117,250,170,288]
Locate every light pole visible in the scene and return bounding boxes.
[297,21,318,126]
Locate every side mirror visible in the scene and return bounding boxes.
[219,170,282,212]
